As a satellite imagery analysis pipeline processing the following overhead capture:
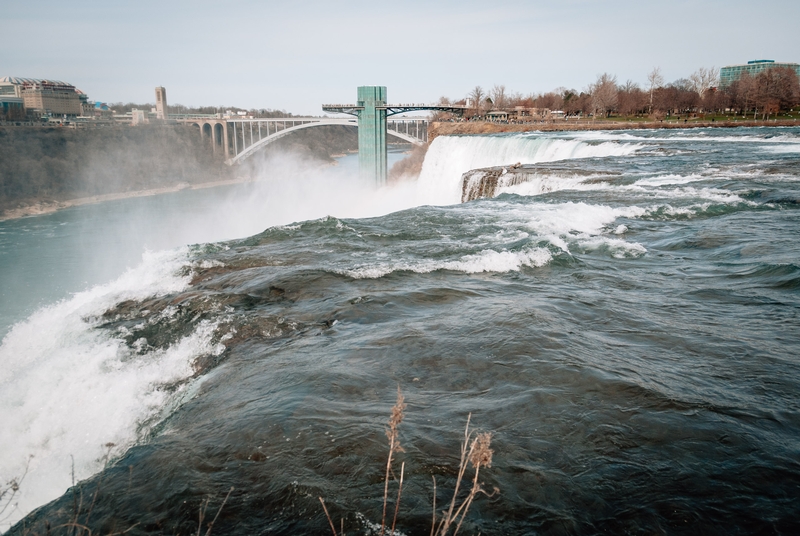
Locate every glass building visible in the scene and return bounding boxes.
[720,60,800,87]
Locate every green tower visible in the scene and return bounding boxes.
[356,86,388,185]
[322,87,466,186]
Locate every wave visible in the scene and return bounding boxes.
[762,144,800,154]
[332,201,650,279]
[337,246,554,279]
[634,174,707,187]
[565,129,800,144]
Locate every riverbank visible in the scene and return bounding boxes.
[0,176,258,222]
[0,123,359,222]
[429,118,800,140]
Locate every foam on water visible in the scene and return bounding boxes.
[635,174,707,187]
[0,249,224,531]
[337,200,649,279]
[763,144,800,153]
[567,130,800,144]
[339,247,553,279]
[496,173,610,197]
[415,134,644,205]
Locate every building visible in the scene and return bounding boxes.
[0,76,86,116]
[720,60,800,87]
[155,86,168,120]
[0,78,23,98]
[131,109,148,125]
[0,96,25,121]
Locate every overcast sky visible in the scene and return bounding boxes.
[3,0,799,115]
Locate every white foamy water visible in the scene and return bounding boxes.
[763,144,800,153]
[340,247,553,279]
[567,130,800,144]
[0,249,225,531]
[338,200,649,279]
[635,174,707,187]
[415,134,644,205]
[496,173,611,197]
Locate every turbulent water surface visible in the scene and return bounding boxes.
[2,129,799,535]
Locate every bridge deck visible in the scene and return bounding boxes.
[322,104,466,117]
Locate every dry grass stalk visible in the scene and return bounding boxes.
[49,521,140,536]
[318,497,338,536]
[433,415,497,536]
[390,462,404,535]
[196,487,234,536]
[0,455,32,524]
[318,390,497,535]
[380,387,405,536]
[80,443,116,531]
[429,476,437,536]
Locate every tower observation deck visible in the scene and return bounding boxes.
[323,86,466,185]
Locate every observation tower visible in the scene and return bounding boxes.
[323,86,465,185]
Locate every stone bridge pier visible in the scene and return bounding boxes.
[193,119,230,158]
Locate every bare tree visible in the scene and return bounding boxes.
[618,85,647,117]
[755,67,800,118]
[490,85,508,110]
[534,91,564,111]
[731,72,758,117]
[689,67,719,99]
[647,67,664,113]
[468,86,485,117]
[590,73,618,118]
[429,96,454,121]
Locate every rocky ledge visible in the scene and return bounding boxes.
[461,163,619,202]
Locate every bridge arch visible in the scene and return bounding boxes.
[228,119,354,164]
[214,123,224,150]
[386,130,424,146]
[228,119,423,164]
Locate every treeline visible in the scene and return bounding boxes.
[438,66,800,120]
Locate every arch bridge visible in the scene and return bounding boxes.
[174,86,466,184]
[175,115,431,166]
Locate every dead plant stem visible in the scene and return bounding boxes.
[390,462,405,535]
[318,497,337,536]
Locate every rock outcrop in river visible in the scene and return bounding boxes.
[461,163,620,202]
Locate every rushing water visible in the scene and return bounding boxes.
[2,129,799,534]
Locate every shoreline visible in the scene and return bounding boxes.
[429,118,800,139]
[0,176,258,223]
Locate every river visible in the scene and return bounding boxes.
[1,131,799,534]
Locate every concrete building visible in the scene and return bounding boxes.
[155,86,168,120]
[131,109,148,125]
[720,60,800,87]
[0,77,85,116]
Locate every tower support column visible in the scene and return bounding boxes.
[356,86,387,186]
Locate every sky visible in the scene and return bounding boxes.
[2,0,799,115]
